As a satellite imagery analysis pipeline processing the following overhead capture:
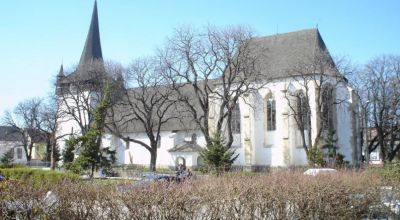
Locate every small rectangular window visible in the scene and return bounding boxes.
[17,148,23,159]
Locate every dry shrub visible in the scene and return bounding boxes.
[0,170,395,219]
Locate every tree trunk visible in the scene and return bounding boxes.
[90,163,96,178]
[27,142,34,162]
[377,127,385,162]
[150,148,157,172]
[51,142,56,170]
[301,130,308,155]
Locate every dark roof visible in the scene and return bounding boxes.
[78,0,103,68]
[108,30,338,134]
[83,28,337,134]
[0,126,23,142]
[106,83,202,133]
[168,141,203,153]
[249,28,337,79]
[58,1,104,84]
[57,64,64,77]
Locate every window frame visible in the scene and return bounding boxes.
[265,95,276,131]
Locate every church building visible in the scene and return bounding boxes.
[56,2,361,170]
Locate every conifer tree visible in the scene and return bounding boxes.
[65,83,116,177]
[200,132,238,175]
[62,136,77,164]
[0,149,14,165]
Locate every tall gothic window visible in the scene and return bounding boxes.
[264,94,276,131]
[296,91,310,130]
[322,85,334,130]
[231,104,241,134]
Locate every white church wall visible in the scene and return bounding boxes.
[105,130,206,168]
[56,91,93,152]
[254,82,287,166]
[171,152,196,167]
[335,85,355,164]
[57,77,358,169]
[232,146,245,166]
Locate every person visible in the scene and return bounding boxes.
[0,172,6,181]
[187,168,193,178]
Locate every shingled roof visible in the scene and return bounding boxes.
[0,126,23,142]
[108,29,338,133]
[78,0,103,68]
[58,1,104,84]
[106,83,202,134]
[249,28,337,79]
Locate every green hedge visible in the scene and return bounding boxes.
[0,167,79,185]
[0,164,25,169]
[381,161,400,184]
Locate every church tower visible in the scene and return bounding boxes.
[78,0,103,69]
[56,1,105,152]
[56,0,104,93]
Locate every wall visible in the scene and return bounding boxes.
[103,130,206,168]
[56,90,95,153]
[0,141,27,163]
[57,77,359,168]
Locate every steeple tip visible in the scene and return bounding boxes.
[78,0,103,69]
[58,64,64,77]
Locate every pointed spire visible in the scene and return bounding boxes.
[58,64,64,77]
[78,0,103,68]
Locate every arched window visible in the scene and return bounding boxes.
[191,133,197,143]
[321,85,334,130]
[264,94,276,131]
[296,91,310,130]
[231,103,241,134]
[197,156,204,166]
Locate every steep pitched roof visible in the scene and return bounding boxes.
[57,64,64,77]
[106,83,202,133]
[249,28,337,79]
[101,29,339,134]
[78,0,103,68]
[0,126,23,142]
[58,1,104,84]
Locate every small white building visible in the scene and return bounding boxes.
[56,2,361,170]
[0,126,27,164]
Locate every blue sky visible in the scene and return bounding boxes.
[0,0,399,116]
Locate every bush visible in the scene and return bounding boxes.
[200,132,238,175]
[0,164,25,169]
[1,170,397,219]
[308,145,325,167]
[380,161,400,184]
[0,167,79,185]
[0,149,14,165]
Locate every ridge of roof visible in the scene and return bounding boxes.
[248,28,337,79]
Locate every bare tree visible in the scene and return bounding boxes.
[283,51,347,157]
[106,58,180,171]
[38,96,71,169]
[56,61,124,153]
[160,25,262,148]
[56,61,117,136]
[362,55,400,161]
[2,98,44,162]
